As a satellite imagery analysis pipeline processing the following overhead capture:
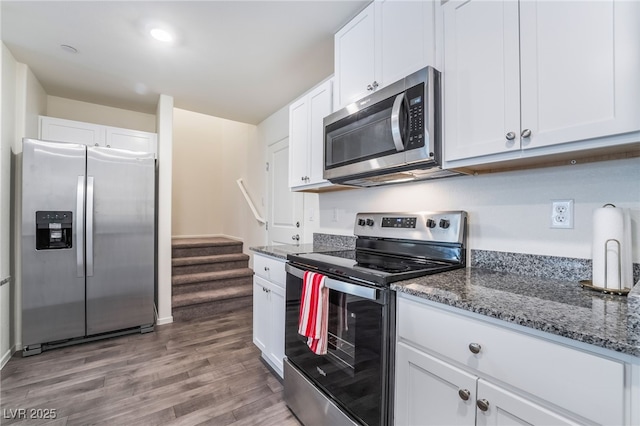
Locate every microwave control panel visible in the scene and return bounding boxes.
[406,82,425,149]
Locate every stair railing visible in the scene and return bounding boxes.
[236,178,266,224]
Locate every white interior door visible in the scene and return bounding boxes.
[267,137,303,246]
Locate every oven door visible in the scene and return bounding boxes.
[285,263,394,426]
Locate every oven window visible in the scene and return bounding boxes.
[286,273,388,426]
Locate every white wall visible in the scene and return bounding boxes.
[1,42,17,368]
[156,94,174,326]
[1,44,47,368]
[171,107,263,253]
[318,157,640,262]
[47,96,156,132]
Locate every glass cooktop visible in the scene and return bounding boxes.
[288,249,461,286]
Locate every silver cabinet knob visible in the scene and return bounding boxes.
[366,81,379,91]
[458,389,471,401]
[476,399,490,412]
[372,81,379,89]
[468,343,481,354]
[292,234,300,241]
[106,144,111,148]
[94,143,99,147]
[264,266,269,271]
[505,131,516,141]
[367,84,374,91]
[521,129,532,138]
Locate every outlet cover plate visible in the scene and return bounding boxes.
[551,199,574,229]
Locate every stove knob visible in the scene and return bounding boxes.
[439,219,450,229]
[366,219,375,227]
[426,219,436,229]
[358,218,366,226]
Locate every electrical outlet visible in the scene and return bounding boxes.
[551,199,574,229]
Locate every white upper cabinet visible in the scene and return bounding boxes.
[40,116,106,147]
[106,127,157,154]
[334,3,377,110]
[40,116,158,157]
[334,0,435,110]
[289,78,333,191]
[443,0,640,166]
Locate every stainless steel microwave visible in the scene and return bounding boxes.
[323,66,459,187]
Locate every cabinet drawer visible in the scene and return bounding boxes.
[397,295,625,425]
[253,254,286,286]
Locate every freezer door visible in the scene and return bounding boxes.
[85,147,155,335]
[21,138,87,346]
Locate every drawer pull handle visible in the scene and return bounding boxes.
[468,343,481,354]
[476,399,490,412]
[458,389,471,401]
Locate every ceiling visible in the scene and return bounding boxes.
[1,1,369,125]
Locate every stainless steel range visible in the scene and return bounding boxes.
[284,211,468,426]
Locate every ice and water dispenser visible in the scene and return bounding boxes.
[35,211,72,250]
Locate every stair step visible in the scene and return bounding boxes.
[172,253,250,276]
[172,237,243,258]
[172,268,253,285]
[172,271,253,295]
[172,296,252,322]
[172,285,253,308]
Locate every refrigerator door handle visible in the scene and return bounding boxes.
[86,176,95,277]
[76,176,85,277]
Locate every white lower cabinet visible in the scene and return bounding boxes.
[252,254,286,378]
[395,294,632,426]
[396,343,577,426]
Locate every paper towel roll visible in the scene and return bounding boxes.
[591,205,633,290]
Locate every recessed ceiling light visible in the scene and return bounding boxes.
[60,44,78,54]
[150,28,174,43]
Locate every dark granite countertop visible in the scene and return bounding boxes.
[392,267,640,358]
[250,243,341,261]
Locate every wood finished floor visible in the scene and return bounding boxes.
[0,307,301,426]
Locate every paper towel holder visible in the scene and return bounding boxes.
[580,237,629,296]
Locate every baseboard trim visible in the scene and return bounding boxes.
[156,315,174,326]
[1,345,16,369]
[172,234,244,243]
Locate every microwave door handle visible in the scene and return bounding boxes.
[391,92,406,152]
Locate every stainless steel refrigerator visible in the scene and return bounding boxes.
[21,138,155,356]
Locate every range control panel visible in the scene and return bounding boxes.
[354,211,467,244]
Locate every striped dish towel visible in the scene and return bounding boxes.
[298,271,329,355]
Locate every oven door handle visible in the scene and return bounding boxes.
[286,263,378,301]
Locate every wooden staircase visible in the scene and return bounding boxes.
[172,237,253,321]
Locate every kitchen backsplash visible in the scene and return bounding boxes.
[472,249,640,285]
[313,233,639,285]
[313,233,356,250]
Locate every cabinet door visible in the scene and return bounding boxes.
[519,0,640,150]
[378,0,434,87]
[289,98,309,188]
[396,342,476,426]
[267,283,285,377]
[252,277,270,353]
[443,0,520,162]
[476,379,579,426]
[334,3,376,109]
[40,116,105,146]
[307,80,332,185]
[106,127,157,155]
